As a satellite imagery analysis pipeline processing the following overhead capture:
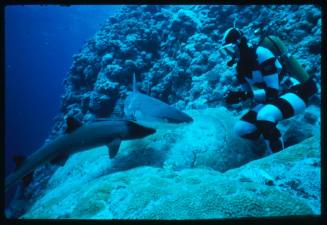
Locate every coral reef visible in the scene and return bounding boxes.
[48,5,321,143]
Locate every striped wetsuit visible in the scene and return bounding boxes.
[234,46,316,152]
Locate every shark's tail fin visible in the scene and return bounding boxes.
[133,73,137,93]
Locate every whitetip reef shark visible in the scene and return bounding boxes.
[5,117,156,192]
[124,74,193,126]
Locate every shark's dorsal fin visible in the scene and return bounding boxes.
[65,117,82,133]
[133,73,138,93]
[147,81,150,95]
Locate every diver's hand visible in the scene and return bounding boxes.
[225,91,253,104]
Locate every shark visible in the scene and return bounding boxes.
[5,117,156,192]
[123,74,193,127]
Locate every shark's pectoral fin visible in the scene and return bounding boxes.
[107,138,122,159]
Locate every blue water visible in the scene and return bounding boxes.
[5,5,121,206]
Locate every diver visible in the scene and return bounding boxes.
[219,27,317,154]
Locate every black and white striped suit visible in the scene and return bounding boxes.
[234,46,316,153]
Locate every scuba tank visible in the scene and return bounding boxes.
[254,26,311,83]
[256,32,316,103]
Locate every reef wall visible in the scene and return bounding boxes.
[48,5,321,142]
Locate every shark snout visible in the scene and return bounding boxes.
[142,126,156,136]
[179,113,193,123]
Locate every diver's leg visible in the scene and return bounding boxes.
[257,92,307,153]
[234,104,263,140]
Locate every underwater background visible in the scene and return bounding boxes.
[5,4,121,209]
[5,5,321,219]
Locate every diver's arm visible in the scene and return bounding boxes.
[225,73,253,104]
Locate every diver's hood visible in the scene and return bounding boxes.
[222,27,243,45]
